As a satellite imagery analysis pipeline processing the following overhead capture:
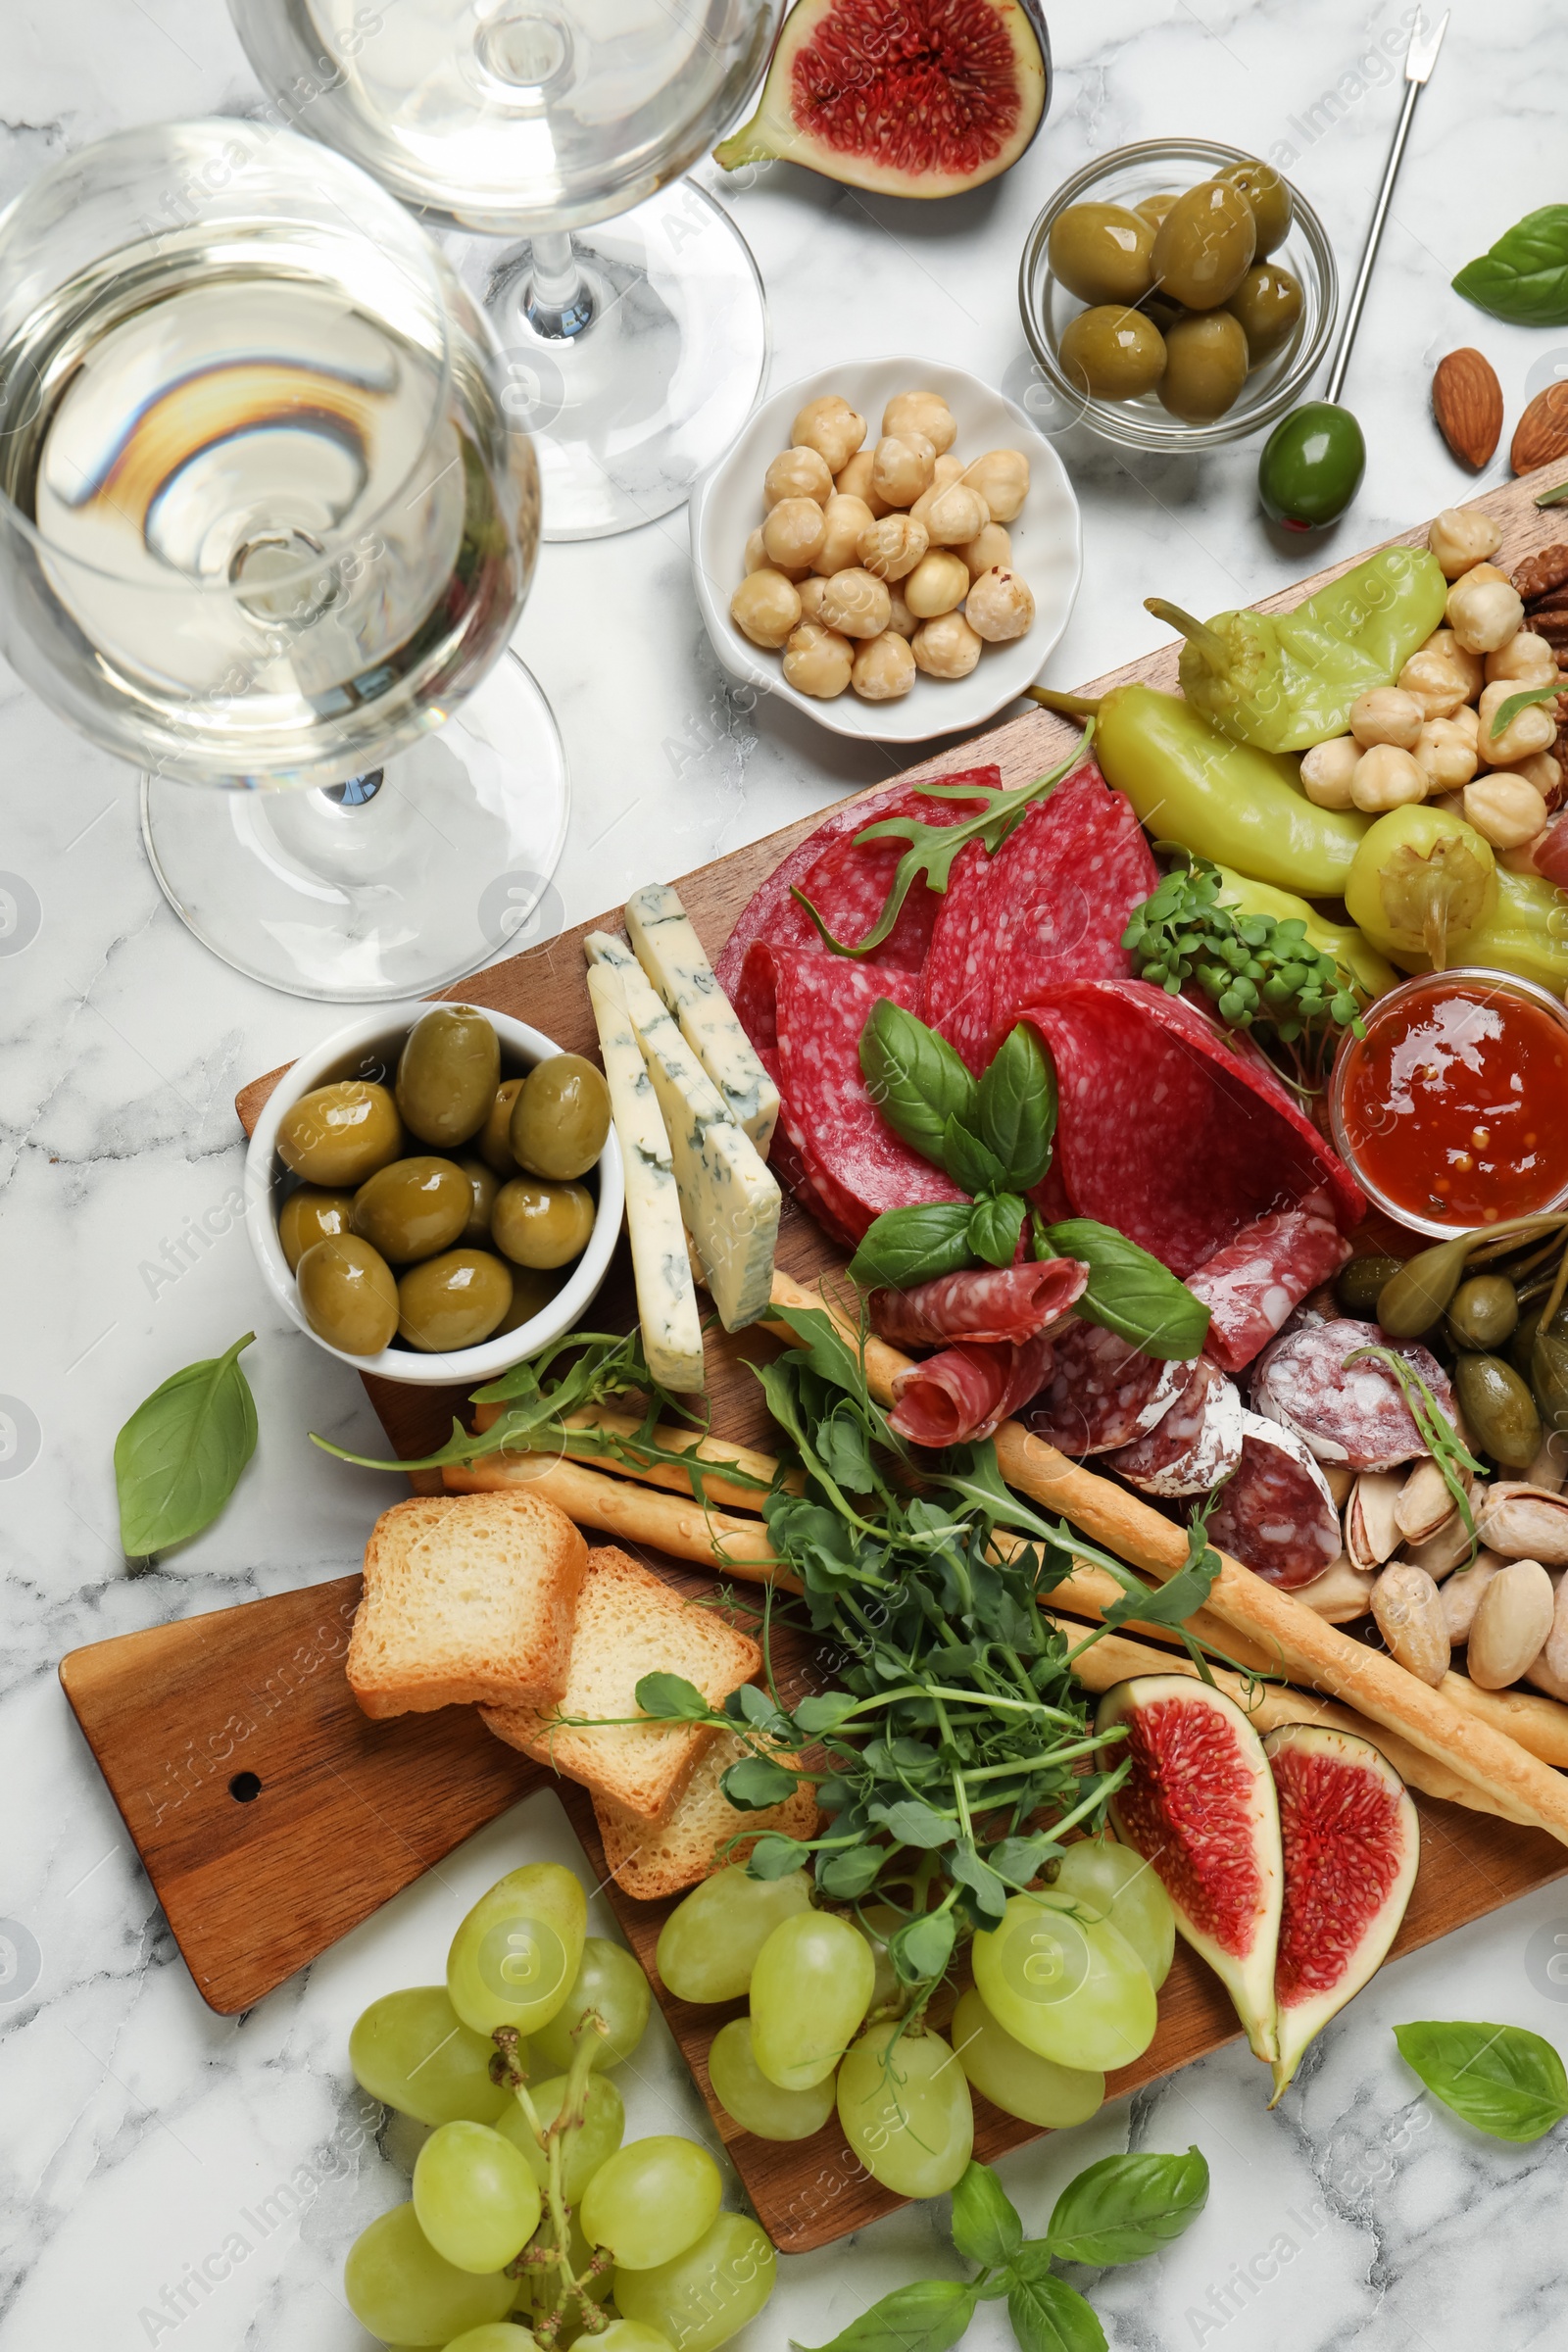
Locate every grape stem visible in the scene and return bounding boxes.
[499,2008,613,2347]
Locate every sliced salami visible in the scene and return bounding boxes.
[889,1330,1056,1448]
[918,836,997,1069]
[1022,1319,1194,1455]
[1252,1318,1452,1473]
[1205,1412,1344,1589]
[1106,1358,1245,1497]
[870,1258,1089,1349]
[1186,1204,1353,1374]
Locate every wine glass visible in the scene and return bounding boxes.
[230,0,783,540]
[0,119,567,1001]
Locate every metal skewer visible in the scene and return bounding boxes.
[1325,8,1450,405]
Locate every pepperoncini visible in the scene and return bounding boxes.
[1344,807,1498,969]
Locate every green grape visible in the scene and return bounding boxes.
[448,1862,587,2036]
[510,2215,612,2324]
[971,1891,1156,2073]
[1053,1838,1176,1989]
[412,2121,542,2273]
[349,1986,510,2127]
[856,1904,906,2014]
[951,1986,1105,2130]
[343,2203,514,2342]
[613,2213,776,2352]
[443,2329,540,2351]
[591,2327,677,2351]
[579,2135,722,2272]
[655,1866,812,2004]
[707,2017,836,2142]
[836,2021,974,2197]
[494,2072,625,2204]
[749,1911,875,2090]
[529,1936,652,2073]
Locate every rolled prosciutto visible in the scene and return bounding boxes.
[888,1329,1057,1448]
[870,1258,1089,1350]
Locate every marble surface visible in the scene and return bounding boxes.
[4,2,1568,2347]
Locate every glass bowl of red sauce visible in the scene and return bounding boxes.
[1330,969,1568,1239]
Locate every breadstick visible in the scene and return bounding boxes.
[445,1453,796,1589]
[468,1402,802,1514]
[1436,1671,1568,1771]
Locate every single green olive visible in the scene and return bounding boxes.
[1047,201,1155,307]
[397,1249,514,1353]
[480,1077,524,1178]
[1134,191,1178,233]
[459,1154,501,1245]
[1258,400,1365,530]
[351,1155,471,1262]
[1151,178,1256,309]
[277,1186,355,1273]
[493,1264,567,1336]
[1058,306,1167,401]
[1513,1298,1568,1379]
[1223,262,1303,365]
[1446,1274,1520,1353]
[1157,310,1250,422]
[277,1080,403,1188]
[1213,159,1293,257]
[1138,291,1184,334]
[297,1234,399,1356]
[510,1054,612,1183]
[1454,1350,1543,1471]
[395,1005,500,1150]
[1335,1253,1404,1321]
[492,1177,596,1270]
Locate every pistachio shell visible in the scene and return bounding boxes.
[1401,1499,1483,1582]
[1348,1470,1404,1571]
[1321,1463,1354,1509]
[1524,1650,1568,1703]
[1294,1554,1377,1623]
[1544,1571,1568,1685]
[1525,1437,1568,1494]
[1475,1483,1568,1566]
[1467,1559,1555,1690]
[1441,1547,1503,1642]
[1371,1561,1451,1687]
[1395,1454,1466,1546]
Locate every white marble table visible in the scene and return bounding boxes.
[5,4,1568,2347]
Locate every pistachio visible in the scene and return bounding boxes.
[1394,1454,1465,1546]
[1402,1495,1483,1581]
[1467,1558,1555,1689]
[1348,1470,1404,1571]
[1526,1435,1568,1494]
[1474,1482,1568,1565]
[1371,1561,1451,1687]
[1322,1463,1355,1509]
[1441,1547,1503,1642]
[1525,1649,1568,1703]
[1544,1568,1568,1686]
[1295,1554,1378,1623]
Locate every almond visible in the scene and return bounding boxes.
[1433,348,1503,469]
[1511,380,1568,477]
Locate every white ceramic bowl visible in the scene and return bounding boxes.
[690,358,1082,745]
[245,1004,624,1387]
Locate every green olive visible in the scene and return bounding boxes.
[493,1264,567,1336]
[510,1054,612,1182]
[480,1078,524,1178]
[352,1156,471,1262]
[1213,159,1293,258]
[277,1187,355,1273]
[1223,262,1303,365]
[492,1177,596,1269]
[1134,192,1178,233]
[1454,1350,1542,1472]
[277,1080,403,1188]
[459,1154,501,1245]
[1157,310,1250,422]
[297,1234,399,1356]
[1446,1274,1520,1353]
[397,1249,514,1353]
[1047,202,1155,307]
[395,1005,501,1150]
[1058,306,1167,401]
[1151,179,1256,310]
[1334,1254,1404,1321]
[1257,399,1365,529]
[1138,292,1184,334]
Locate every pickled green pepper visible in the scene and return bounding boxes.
[1344,806,1497,968]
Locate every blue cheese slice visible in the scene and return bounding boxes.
[585,962,706,1393]
[623,881,780,1152]
[584,931,780,1332]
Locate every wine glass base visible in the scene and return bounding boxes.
[140,653,569,1003]
[451,183,769,541]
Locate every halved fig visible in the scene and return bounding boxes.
[1098,1677,1283,2063]
[714,0,1051,199]
[1264,1723,1418,2106]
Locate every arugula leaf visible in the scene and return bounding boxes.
[1038,1218,1209,1360]
[1394,2021,1568,2141]
[1006,2272,1106,2352]
[721,1754,803,1811]
[849,1201,977,1290]
[1491,679,1564,740]
[950,2162,1022,2269]
[1098,1511,1222,1635]
[634,1672,714,1721]
[114,1334,258,1557]
[859,1000,978,1166]
[943,1117,1007,1198]
[889,1909,956,1984]
[1044,2148,1210,2264]
[770,1302,882,1408]
[977,1023,1056,1191]
[815,1404,879,1494]
[792,2279,978,2352]
[968,1191,1027,1269]
[1453,205,1568,324]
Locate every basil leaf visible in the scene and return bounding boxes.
[1044,2148,1210,2265]
[114,1333,258,1557]
[977,1023,1056,1191]
[1394,2021,1568,2142]
[950,2161,1022,2269]
[889,1908,956,1984]
[721,1755,803,1811]
[942,1117,1007,1198]
[1453,205,1568,324]
[849,1201,976,1290]
[794,2279,977,2352]
[1006,2272,1106,2352]
[1491,680,1564,740]
[968,1191,1027,1269]
[1039,1218,1210,1360]
[746,1834,813,1879]
[634,1672,713,1721]
[859,999,978,1166]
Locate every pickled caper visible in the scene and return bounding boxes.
[395,1006,500,1150]
[459,1154,500,1245]
[1454,1350,1542,1471]
[277,1186,355,1273]
[277,1080,402,1189]
[510,1055,612,1183]
[1335,1254,1404,1321]
[351,1156,471,1263]
[1047,201,1155,307]
[1376,1233,1475,1338]
[1223,262,1303,364]
[397,1249,514,1353]
[1151,178,1256,309]
[480,1078,524,1178]
[1213,159,1293,257]
[1446,1274,1519,1353]
[297,1234,399,1356]
[492,1177,596,1270]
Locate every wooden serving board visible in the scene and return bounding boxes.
[66,462,1568,2249]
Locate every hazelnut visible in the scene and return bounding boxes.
[1446,564,1525,655]
[1428,506,1503,580]
[746,524,806,582]
[1412,716,1479,793]
[1451,702,1482,750]
[763,445,833,508]
[730,569,802,650]
[1464,771,1550,851]
[958,522,1012,579]
[835,450,889,517]
[911,611,983,680]
[885,588,916,640]
[1349,686,1424,751]
[796,575,830,623]
[817,566,893,640]
[851,630,916,702]
[910,456,966,527]
[1478,678,1558,765]
[1512,748,1563,804]
[904,550,970,619]
[1397,647,1474,721]
[782,619,854,699]
[1351,743,1428,812]
[882,391,956,455]
[870,432,936,508]
[762,497,827,571]
[965,566,1035,643]
[858,514,929,582]
[1298,736,1360,809]
[791,394,866,474]
[811,492,877,576]
[921,483,991,548]
[1486,630,1560,688]
[959,448,1030,523]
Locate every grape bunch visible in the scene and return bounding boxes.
[342,1860,775,2351]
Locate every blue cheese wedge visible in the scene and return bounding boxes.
[585,931,780,1332]
[585,962,706,1393]
[623,881,780,1152]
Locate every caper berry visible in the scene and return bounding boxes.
[510,1054,612,1183]
[1376,1233,1475,1338]
[1454,1350,1542,1472]
[1446,1274,1519,1353]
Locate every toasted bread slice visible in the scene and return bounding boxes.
[593,1730,821,1900]
[347,1493,587,1720]
[481,1545,760,1822]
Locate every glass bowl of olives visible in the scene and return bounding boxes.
[246,1004,624,1385]
[1019,138,1336,452]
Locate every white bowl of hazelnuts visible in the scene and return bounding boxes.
[690,359,1082,743]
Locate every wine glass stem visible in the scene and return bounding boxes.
[527,231,595,339]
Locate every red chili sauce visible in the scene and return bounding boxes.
[1339,981,1568,1227]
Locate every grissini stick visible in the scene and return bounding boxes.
[445,1452,796,1589]
[469,1401,803,1514]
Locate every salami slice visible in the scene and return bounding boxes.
[1022,1319,1194,1455]
[889,1330,1056,1447]
[870,1258,1089,1349]
[1252,1318,1452,1473]
[1023,980,1364,1275]
[1206,1411,1343,1589]
[917,836,996,1068]
[1105,1358,1245,1497]
[1186,1204,1353,1374]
